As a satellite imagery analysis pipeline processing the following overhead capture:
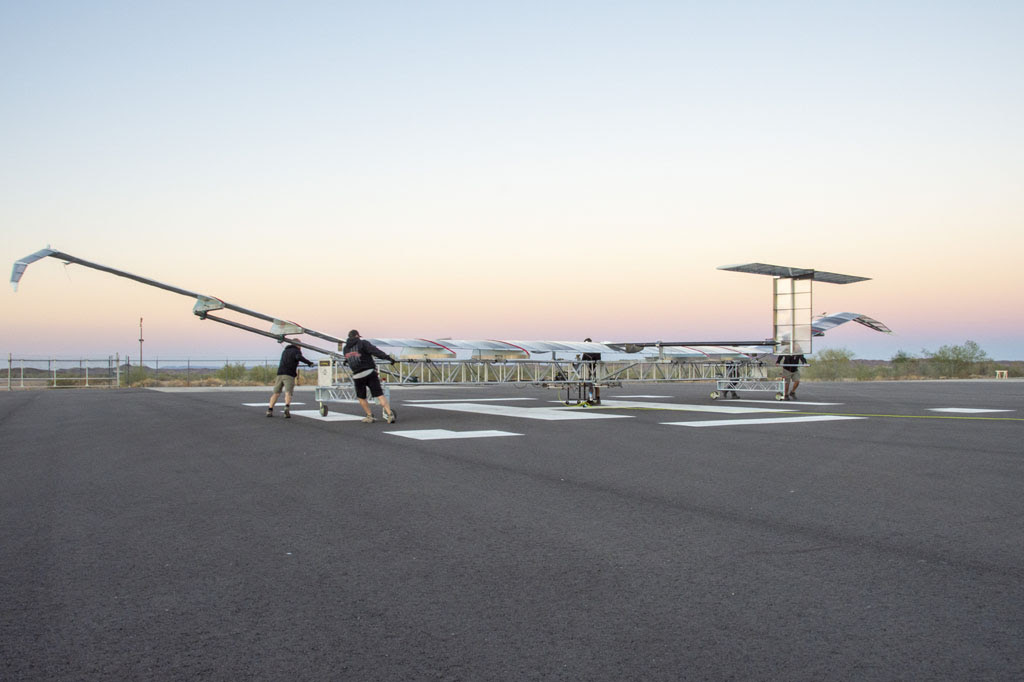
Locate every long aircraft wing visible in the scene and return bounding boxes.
[11,247,889,359]
[11,247,347,356]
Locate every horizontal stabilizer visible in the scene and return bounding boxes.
[718,263,870,284]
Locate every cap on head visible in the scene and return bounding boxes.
[348,329,360,339]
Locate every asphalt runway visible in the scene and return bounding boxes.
[2,380,1022,681]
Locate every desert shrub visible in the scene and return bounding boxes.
[890,350,920,378]
[920,340,990,378]
[806,348,855,380]
[248,364,277,384]
[216,362,248,383]
[126,367,149,386]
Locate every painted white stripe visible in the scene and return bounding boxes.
[621,395,674,399]
[665,415,866,428]
[289,410,364,422]
[929,408,1014,414]
[245,402,306,407]
[405,398,536,403]
[581,399,792,415]
[387,429,522,440]
[416,402,630,420]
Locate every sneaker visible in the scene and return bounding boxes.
[385,409,397,424]
[361,416,375,423]
[266,408,273,417]
[284,406,291,419]
[789,393,798,401]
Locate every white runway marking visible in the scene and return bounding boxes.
[665,415,866,428]
[416,402,631,421]
[586,400,792,414]
[289,410,364,422]
[387,429,523,440]
[621,395,673,399]
[246,403,361,421]
[929,408,1014,414]
[404,398,536,403]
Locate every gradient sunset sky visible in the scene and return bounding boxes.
[3,1,1022,361]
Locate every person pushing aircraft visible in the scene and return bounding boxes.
[267,339,315,418]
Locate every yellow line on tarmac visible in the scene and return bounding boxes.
[789,412,1024,422]
[576,405,1023,422]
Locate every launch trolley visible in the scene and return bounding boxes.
[314,358,390,416]
[708,362,786,401]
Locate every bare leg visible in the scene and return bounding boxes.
[357,397,373,417]
[378,394,394,418]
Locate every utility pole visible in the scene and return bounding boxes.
[139,317,144,384]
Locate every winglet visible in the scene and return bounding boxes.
[10,248,59,292]
[811,312,892,336]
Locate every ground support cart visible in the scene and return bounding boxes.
[314,359,390,416]
[710,377,786,401]
[709,361,785,400]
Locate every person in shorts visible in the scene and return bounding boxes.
[342,330,398,423]
[579,338,603,404]
[267,339,315,418]
[776,353,808,400]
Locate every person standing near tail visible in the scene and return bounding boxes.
[580,338,602,404]
[267,339,315,418]
[343,330,398,423]
[776,352,808,400]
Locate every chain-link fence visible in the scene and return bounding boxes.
[4,355,122,389]
[3,355,313,390]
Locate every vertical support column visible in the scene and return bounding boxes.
[773,276,813,354]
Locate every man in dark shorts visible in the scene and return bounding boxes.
[580,338,602,404]
[342,330,398,423]
[267,339,315,418]
[776,353,808,400]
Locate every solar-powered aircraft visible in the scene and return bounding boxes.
[11,247,890,404]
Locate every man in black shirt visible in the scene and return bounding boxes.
[776,353,808,401]
[267,340,315,418]
[342,330,399,423]
[580,338,602,404]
